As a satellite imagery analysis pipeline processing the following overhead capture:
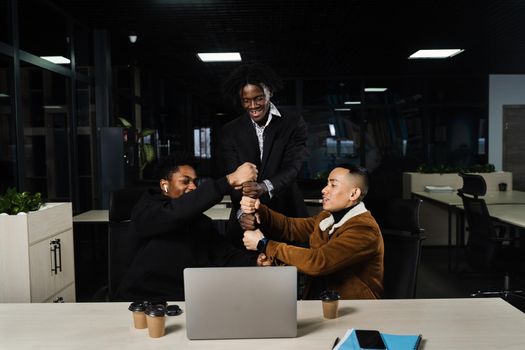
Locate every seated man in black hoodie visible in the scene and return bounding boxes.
[116,155,267,301]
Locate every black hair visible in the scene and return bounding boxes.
[336,163,369,201]
[222,63,283,110]
[155,153,197,180]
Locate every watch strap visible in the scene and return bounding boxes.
[257,237,269,253]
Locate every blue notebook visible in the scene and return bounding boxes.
[334,328,422,350]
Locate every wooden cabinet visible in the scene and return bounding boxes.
[0,203,75,303]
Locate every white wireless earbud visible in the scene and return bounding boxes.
[163,185,168,193]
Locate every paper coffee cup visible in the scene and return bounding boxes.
[322,299,339,319]
[320,290,341,319]
[132,311,147,329]
[146,314,166,338]
[128,302,147,329]
[145,305,166,338]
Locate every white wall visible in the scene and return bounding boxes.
[489,75,525,170]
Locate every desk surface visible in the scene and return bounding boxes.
[72,209,109,223]
[413,190,525,206]
[1,299,524,349]
[484,204,525,228]
[73,206,230,223]
[413,191,525,229]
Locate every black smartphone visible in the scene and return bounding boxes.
[355,329,387,349]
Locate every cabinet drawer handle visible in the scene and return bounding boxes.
[50,240,58,274]
[56,239,62,273]
[50,239,62,274]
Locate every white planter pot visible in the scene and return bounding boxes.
[0,202,75,303]
[403,172,513,199]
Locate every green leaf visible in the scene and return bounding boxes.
[139,129,155,138]
[140,143,156,167]
[117,117,132,128]
[0,187,43,215]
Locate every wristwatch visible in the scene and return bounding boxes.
[256,237,269,253]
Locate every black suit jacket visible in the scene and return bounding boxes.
[220,109,308,247]
[116,178,258,301]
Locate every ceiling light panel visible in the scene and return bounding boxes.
[408,49,464,59]
[197,52,242,62]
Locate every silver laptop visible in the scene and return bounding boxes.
[183,266,297,340]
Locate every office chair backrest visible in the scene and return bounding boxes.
[108,187,147,300]
[457,174,497,269]
[458,172,487,198]
[382,198,424,236]
[373,198,425,299]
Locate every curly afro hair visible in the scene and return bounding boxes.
[222,63,283,110]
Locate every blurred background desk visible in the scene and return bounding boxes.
[73,210,109,223]
[1,299,524,349]
[73,210,110,301]
[73,206,231,224]
[485,203,525,228]
[72,206,230,301]
[413,190,525,271]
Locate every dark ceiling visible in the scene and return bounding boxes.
[50,0,525,106]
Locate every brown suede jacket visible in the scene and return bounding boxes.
[258,202,384,299]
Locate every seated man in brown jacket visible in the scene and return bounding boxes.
[241,163,383,299]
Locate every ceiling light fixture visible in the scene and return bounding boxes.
[128,33,138,43]
[40,56,70,64]
[334,108,351,111]
[364,87,387,92]
[408,49,464,59]
[344,101,361,105]
[197,52,242,62]
[328,124,336,136]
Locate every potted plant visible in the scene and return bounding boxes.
[415,163,496,174]
[0,188,43,215]
[403,163,511,197]
[118,117,156,179]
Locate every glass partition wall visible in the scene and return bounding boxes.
[1,0,94,212]
[20,63,71,200]
[278,76,488,178]
[2,0,490,208]
[0,55,15,193]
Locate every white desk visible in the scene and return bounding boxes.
[1,299,524,349]
[220,195,231,205]
[73,209,109,223]
[413,190,525,271]
[203,207,231,221]
[413,190,525,207]
[73,206,231,223]
[485,204,525,228]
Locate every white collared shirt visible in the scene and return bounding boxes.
[251,102,281,161]
[250,102,281,198]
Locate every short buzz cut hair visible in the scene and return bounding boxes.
[155,153,196,181]
[222,63,283,110]
[336,163,369,202]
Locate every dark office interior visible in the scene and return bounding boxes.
[1,0,524,307]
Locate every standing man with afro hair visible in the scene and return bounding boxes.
[220,63,308,248]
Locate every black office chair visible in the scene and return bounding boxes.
[107,187,147,301]
[368,198,426,299]
[457,172,524,299]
